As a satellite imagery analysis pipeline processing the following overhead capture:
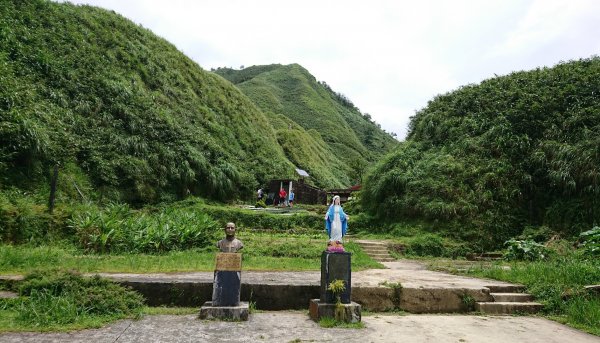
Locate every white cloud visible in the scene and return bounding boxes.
[56,0,600,139]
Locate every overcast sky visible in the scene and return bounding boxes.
[58,0,600,140]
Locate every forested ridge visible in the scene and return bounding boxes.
[363,57,600,246]
[0,0,310,203]
[0,0,397,205]
[215,64,399,188]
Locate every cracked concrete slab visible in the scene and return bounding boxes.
[95,259,517,290]
[0,312,597,343]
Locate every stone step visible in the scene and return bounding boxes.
[466,253,504,261]
[356,241,389,247]
[471,256,503,261]
[363,251,391,256]
[369,255,393,259]
[485,284,526,293]
[360,245,389,251]
[491,293,534,302]
[374,258,396,262]
[584,285,600,295]
[0,291,18,299]
[362,246,389,250]
[356,241,394,262]
[475,302,543,314]
[362,247,389,252]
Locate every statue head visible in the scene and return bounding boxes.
[332,195,341,206]
[225,222,236,238]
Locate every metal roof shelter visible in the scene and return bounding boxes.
[295,168,309,178]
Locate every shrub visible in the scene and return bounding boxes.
[577,226,600,257]
[407,233,445,257]
[519,225,556,242]
[348,213,379,232]
[0,191,50,243]
[197,204,322,231]
[246,239,323,259]
[254,197,266,208]
[16,270,144,326]
[504,239,551,261]
[444,241,473,259]
[69,204,219,253]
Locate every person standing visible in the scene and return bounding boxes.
[288,189,295,207]
[257,188,264,201]
[278,187,287,207]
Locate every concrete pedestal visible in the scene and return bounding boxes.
[309,299,361,323]
[212,271,241,306]
[320,251,352,304]
[309,251,361,323]
[199,253,247,320]
[198,301,249,321]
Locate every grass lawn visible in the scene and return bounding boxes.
[0,303,199,333]
[0,231,383,274]
[0,228,383,333]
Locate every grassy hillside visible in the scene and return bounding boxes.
[362,57,600,247]
[214,64,398,186]
[0,0,297,204]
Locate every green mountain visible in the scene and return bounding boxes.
[0,0,298,203]
[214,64,399,188]
[362,57,600,246]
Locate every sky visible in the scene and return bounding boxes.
[58,0,600,140]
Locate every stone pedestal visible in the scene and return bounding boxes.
[199,301,249,321]
[309,299,361,323]
[310,251,361,323]
[212,271,241,306]
[320,251,351,304]
[199,253,248,321]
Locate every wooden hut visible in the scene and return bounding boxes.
[327,184,362,204]
[266,169,327,205]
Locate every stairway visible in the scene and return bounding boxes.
[466,252,503,261]
[0,291,17,299]
[354,240,396,262]
[475,285,543,314]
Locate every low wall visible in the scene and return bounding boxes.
[117,279,492,313]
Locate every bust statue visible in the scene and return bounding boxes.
[216,222,244,253]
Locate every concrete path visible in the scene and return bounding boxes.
[1,312,598,343]
[357,260,516,289]
[94,259,516,290]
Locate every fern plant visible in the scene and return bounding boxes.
[327,279,346,321]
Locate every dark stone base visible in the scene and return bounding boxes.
[212,271,241,306]
[308,299,361,323]
[320,251,352,304]
[198,301,249,321]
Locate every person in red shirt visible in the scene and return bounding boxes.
[278,188,287,207]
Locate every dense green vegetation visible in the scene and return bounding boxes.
[466,253,600,336]
[0,0,299,205]
[0,271,143,331]
[363,57,600,248]
[68,203,219,254]
[215,64,398,188]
